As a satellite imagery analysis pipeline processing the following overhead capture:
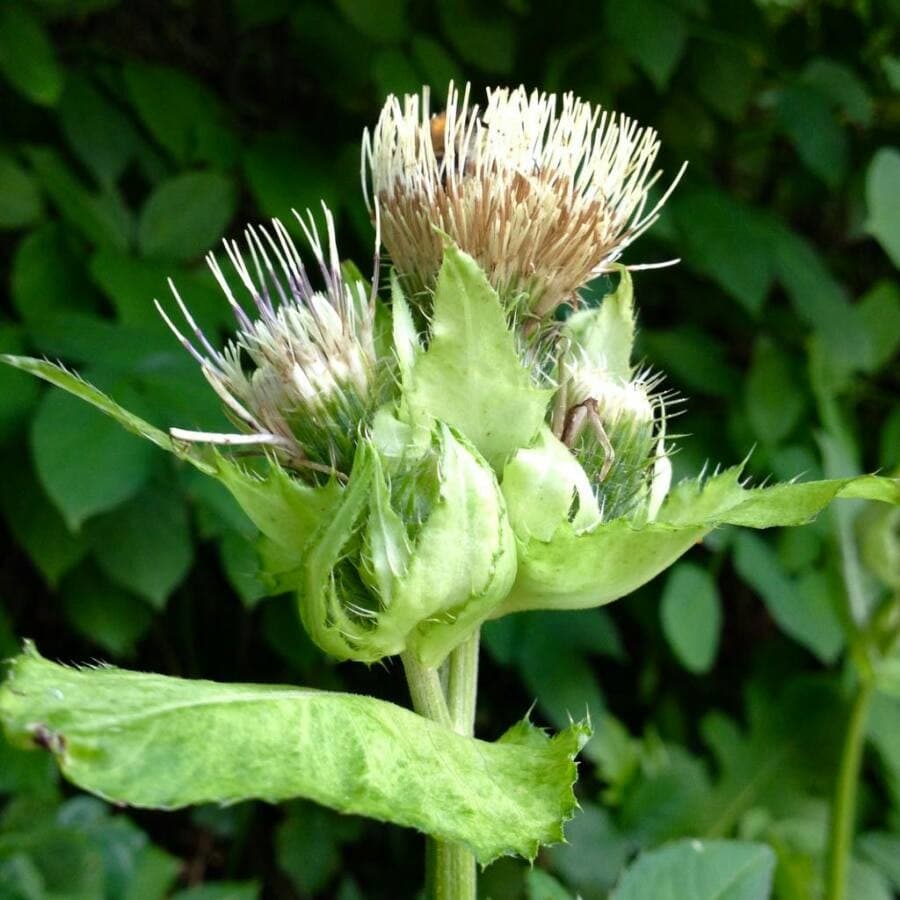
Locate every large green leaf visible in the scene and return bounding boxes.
[610,839,775,900]
[405,242,552,468]
[0,645,589,866]
[499,458,898,614]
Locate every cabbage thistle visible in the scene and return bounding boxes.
[1,80,897,900]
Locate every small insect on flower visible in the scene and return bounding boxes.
[155,204,382,481]
[363,82,686,320]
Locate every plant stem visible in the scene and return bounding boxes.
[824,675,874,900]
[401,634,480,900]
[448,630,480,736]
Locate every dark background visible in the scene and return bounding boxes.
[0,0,898,898]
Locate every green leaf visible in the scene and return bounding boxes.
[123,62,236,167]
[771,225,870,372]
[87,478,193,608]
[745,340,804,445]
[26,147,132,251]
[11,223,99,322]
[406,242,551,468]
[858,833,900,891]
[660,562,722,674]
[777,84,848,187]
[0,645,590,866]
[410,36,462,89]
[499,463,898,615]
[436,2,514,75]
[733,532,843,662]
[672,189,775,315]
[640,327,741,398]
[334,0,408,42]
[276,801,360,895]
[242,134,338,235]
[61,564,154,657]
[59,74,139,187]
[0,451,88,585]
[525,869,573,899]
[0,356,214,472]
[0,4,63,106]
[0,153,43,229]
[701,679,842,836]
[31,381,156,529]
[801,58,873,127]
[170,884,259,900]
[607,0,687,90]
[865,148,900,268]
[610,839,775,900]
[0,327,41,440]
[137,171,236,260]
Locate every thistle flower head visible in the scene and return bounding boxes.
[364,82,684,319]
[156,205,379,479]
[552,360,668,520]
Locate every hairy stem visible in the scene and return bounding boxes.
[402,634,480,900]
[824,676,874,900]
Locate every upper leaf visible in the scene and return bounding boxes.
[404,242,552,469]
[0,644,590,866]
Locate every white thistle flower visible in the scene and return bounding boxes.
[156,204,379,479]
[363,82,685,318]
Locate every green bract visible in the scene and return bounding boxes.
[299,421,516,666]
[499,456,899,615]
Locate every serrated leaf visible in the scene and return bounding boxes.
[406,242,551,468]
[138,172,236,261]
[0,645,590,866]
[610,839,775,900]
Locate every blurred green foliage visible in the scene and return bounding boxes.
[0,0,897,897]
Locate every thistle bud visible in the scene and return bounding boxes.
[300,420,517,667]
[549,270,671,521]
[364,83,684,318]
[156,204,379,480]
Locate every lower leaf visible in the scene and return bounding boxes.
[0,643,590,865]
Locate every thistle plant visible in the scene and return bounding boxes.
[1,83,897,900]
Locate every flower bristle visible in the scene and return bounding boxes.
[364,82,685,320]
[156,204,382,481]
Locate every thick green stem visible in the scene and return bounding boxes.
[824,677,874,900]
[401,634,480,900]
